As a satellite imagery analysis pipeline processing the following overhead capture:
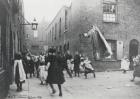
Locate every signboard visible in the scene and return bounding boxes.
[117,41,123,60]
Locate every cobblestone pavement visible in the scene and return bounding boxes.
[6,71,140,99]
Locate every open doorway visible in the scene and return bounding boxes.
[129,39,139,69]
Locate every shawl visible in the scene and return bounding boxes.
[14,60,26,82]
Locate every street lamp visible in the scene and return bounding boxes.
[21,18,38,30]
[32,18,38,30]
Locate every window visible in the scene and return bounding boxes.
[55,23,57,40]
[34,31,38,38]
[50,30,51,42]
[31,45,39,50]
[26,34,30,38]
[65,10,68,30]
[52,27,54,42]
[104,40,117,60]
[59,18,61,37]
[103,0,117,22]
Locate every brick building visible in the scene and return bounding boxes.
[46,0,140,71]
[0,0,25,98]
[45,6,71,52]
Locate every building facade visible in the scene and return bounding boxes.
[46,0,140,71]
[25,19,49,55]
[46,6,71,53]
[0,0,25,98]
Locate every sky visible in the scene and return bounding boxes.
[23,0,71,23]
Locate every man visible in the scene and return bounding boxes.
[63,51,73,78]
[74,51,81,77]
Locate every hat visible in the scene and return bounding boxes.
[48,48,56,53]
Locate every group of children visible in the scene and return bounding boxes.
[120,55,140,81]
[37,53,96,86]
[67,55,96,79]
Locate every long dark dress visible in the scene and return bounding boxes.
[29,59,34,74]
[22,57,28,74]
[15,64,20,84]
[46,54,65,84]
[74,54,81,71]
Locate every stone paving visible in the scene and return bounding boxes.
[6,71,140,99]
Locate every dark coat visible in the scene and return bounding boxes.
[46,54,65,84]
[29,59,34,73]
[15,63,20,84]
[22,56,29,73]
[74,54,81,70]
[65,53,72,60]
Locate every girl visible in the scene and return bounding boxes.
[13,53,26,91]
[39,61,48,85]
[46,49,65,96]
[120,56,130,73]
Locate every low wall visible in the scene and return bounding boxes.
[93,60,121,72]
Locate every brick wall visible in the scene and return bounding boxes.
[0,70,9,99]
[0,0,25,98]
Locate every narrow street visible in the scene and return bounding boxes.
[6,71,140,99]
[1,0,140,99]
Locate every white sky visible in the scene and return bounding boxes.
[24,0,71,23]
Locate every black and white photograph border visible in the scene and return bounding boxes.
[0,0,140,99]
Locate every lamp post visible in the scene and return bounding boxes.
[21,18,38,53]
[21,18,38,30]
[32,18,38,30]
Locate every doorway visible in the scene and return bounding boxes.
[129,39,139,69]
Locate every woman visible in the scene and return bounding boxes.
[22,52,28,79]
[74,51,81,77]
[13,53,26,91]
[29,56,35,78]
[46,48,65,96]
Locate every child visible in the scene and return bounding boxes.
[81,57,95,79]
[67,59,74,74]
[14,53,26,91]
[120,56,130,73]
[39,61,48,85]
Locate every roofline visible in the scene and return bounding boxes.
[45,5,70,31]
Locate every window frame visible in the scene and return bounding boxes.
[103,39,117,61]
[55,23,57,40]
[59,18,62,38]
[103,0,118,23]
[65,10,68,30]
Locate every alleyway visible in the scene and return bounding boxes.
[6,71,140,99]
